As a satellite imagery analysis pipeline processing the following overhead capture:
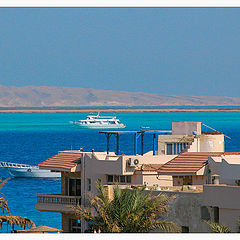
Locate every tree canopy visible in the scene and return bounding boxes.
[73,181,179,233]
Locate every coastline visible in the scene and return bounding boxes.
[1,107,240,113]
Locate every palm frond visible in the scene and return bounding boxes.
[205,220,231,233]
[0,178,9,191]
[72,182,178,233]
[0,215,36,229]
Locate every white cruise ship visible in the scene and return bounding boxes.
[71,113,126,129]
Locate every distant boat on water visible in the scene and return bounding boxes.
[0,161,60,178]
[71,113,126,129]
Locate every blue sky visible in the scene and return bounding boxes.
[0,8,239,97]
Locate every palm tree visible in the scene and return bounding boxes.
[72,181,179,233]
[0,178,10,215]
[0,178,36,232]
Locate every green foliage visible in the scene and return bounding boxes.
[205,220,231,233]
[73,181,179,233]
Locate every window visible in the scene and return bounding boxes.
[120,176,125,183]
[181,226,189,233]
[114,175,119,183]
[236,180,240,186]
[213,207,219,223]
[201,206,210,221]
[166,142,188,155]
[183,176,192,185]
[107,175,131,184]
[87,178,91,191]
[69,219,81,233]
[126,175,131,183]
[107,175,113,183]
[68,178,81,196]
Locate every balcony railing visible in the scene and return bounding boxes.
[36,194,81,206]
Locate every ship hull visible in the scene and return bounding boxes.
[7,167,61,178]
[73,124,126,129]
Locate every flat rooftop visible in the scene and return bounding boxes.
[99,130,172,134]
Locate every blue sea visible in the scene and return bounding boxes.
[0,111,240,232]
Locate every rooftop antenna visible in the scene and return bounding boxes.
[202,123,231,139]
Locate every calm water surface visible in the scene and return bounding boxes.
[0,112,240,232]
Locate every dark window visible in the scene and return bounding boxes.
[69,219,81,233]
[201,206,211,221]
[120,176,125,183]
[69,178,81,196]
[87,178,91,191]
[65,177,68,195]
[107,175,131,184]
[181,226,189,233]
[166,143,173,155]
[114,175,119,183]
[213,207,219,223]
[107,175,113,183]
[183,176,192,185]
[126,175,131,183]
[236,180,240,186]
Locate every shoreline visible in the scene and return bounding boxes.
[1,108,240,113]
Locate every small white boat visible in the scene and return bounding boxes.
[71,113,126,129]
[0,161,61,178]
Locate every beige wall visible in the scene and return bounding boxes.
[203,185,240,232]
[62,213,70,232]
[220,209,240,232]
[129,173,173,187]
[80,152,176,197]
[149,190,212,233]
[172,122,201,135]
[199,135,224,152]
[142,174,173,187]
[62,213,80,233]
[209,156,240,185]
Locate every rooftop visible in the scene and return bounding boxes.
[38,151,82,172]
[157,152,224,175]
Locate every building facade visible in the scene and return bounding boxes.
[35,121,240,233]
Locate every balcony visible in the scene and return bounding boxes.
[36,194,81,213]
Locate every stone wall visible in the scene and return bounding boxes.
[149,190,213,233]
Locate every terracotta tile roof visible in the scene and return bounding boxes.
[135,164,163,172]
[223,152,240,155]
[157,152,223,175]
[38,152,82,171]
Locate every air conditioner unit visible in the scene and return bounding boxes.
[128,158,140,167]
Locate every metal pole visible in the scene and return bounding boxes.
[153,133,156,155]
[116,133,119,155]
[141,133,143,155]
[134,133,137,155]
[106,133,110,154]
